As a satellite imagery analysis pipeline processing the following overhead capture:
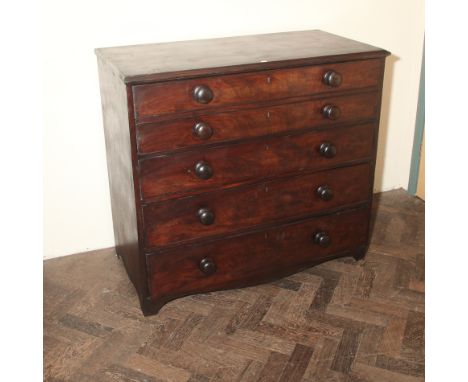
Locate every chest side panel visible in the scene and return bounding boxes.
[97,58,146,300]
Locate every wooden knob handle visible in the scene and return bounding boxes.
[323,71,342,87]
[194,161,213,180]
[319,142,337,158]
[313,231,331,247]
[192,85,214,104]
[197,207,215,225]
[199,258,217,275]
[316,185,333,201]
[322,105,341,120]
[193,122,213,140]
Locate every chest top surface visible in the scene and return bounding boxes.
[95,30,389,84]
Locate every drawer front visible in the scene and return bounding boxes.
[139,123,374,201]
[137,91,379,155]
[133,59,382,120]
[143,163,371,248]
[146,207,369,302]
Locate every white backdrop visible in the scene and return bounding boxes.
[43,0,424,258]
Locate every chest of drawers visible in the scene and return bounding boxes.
[96,30,389,315]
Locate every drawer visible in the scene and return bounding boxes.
[143,163,371,248]
[133,59,382,120]
[139,123,375,201]
[146,207,369,303]
[137,91,379,155]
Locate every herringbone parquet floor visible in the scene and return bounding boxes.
[44,189,424,381]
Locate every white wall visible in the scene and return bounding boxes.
[43,0,424,258]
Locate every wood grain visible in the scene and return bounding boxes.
[137,91,380,155]
[143,164,371,248]
[139,123,375,202]
[133,59,382,119]
[146,207,370,308]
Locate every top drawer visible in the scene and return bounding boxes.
[133,59,382,120]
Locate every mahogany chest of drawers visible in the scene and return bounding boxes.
[96,30,389,315]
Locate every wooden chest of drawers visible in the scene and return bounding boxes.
[96,30,389,315]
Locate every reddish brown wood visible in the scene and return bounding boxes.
[137,91,379,155]
[96,30,389,315]
[139,123,375,202]
[143,164,371,247]
[146,207,369,306]
[133,59,382,119]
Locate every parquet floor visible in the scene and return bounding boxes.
[44,189,424,381]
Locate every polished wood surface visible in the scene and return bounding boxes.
[95,30,389,83]
[143,164,371,247]
[96,30,389,315]
[137,91,379,155]
[133,59,382,119]
[147,207,369,308]
[139,123,374,201]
